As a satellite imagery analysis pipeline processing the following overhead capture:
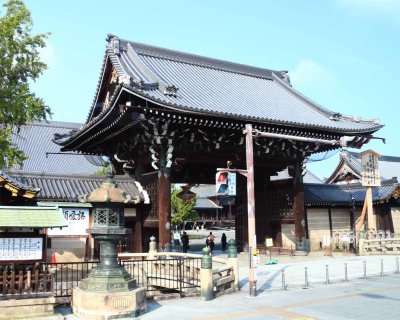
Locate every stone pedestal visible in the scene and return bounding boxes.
[73,286,146,319]
[0,294,62,319]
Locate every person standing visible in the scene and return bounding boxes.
[181,232,189,253]
[221,233,227,251]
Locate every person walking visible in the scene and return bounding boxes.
[181,232,189,253]
[206,232,215,253]
[221,233,227,251]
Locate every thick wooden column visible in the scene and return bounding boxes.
[293,161,306,251]
[158,170,171,248]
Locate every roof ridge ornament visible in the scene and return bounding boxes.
[107,34,123,55]
[164,85,179,97]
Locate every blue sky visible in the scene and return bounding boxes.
[4,0,399,180]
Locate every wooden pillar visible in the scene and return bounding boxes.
[158,170,171,247]
[132,220,143,252]
[293,161,306,251]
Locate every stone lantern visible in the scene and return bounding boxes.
[72,166,146,319]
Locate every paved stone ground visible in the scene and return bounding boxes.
[58,250,400,319]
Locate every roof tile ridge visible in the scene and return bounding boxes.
[27,120,83,129]
[87,51,110,123]
[125,39,278,80]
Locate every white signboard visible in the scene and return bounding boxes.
[0,238,43,260]
[227,172,236,196]
[361,151,381,187]
[48,208,89,236]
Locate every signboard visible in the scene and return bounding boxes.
[0,238,43,261]
[48,208,89,236]
[227,172,236,196]
[265,238,273,247]
[361,150,381,187]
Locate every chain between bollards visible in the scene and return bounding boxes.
[325,265,329,284]
[304,267,309,288]
[345,263,348,282]
[281,269,286,291]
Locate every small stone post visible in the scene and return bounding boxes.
[200,247,213,301]
[148,236,157,259]
[358,238,365,256]
[227,239,239,291]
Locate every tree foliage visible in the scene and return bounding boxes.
[0,0,51,168]
[171,185,198,227]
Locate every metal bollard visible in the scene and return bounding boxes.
[363,260,367,279]
[281,269,286,290]
[381,259,384,277]
[304,267,309,288]
[396,257,399,274]
[325,265,329,284]
[344,263,348,282]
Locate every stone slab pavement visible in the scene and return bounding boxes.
[58,252,400,319]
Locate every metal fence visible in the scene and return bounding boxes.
[42,261,98,298]
[121,257,202,297]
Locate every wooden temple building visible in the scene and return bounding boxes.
[1,121,147,262]
[53,34,383,252]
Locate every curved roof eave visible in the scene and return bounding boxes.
[119,85,383,135]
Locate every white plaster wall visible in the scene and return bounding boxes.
[392,208,400,233]
[281,224,295,250]
[307,208,330,251]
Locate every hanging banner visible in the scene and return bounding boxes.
[0,238,43,261]
[48,208,90,236]
[361,150,381,187]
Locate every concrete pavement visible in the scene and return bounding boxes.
[58,251,400,319]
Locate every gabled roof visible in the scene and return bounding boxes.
[5,171,148,203]
[271,169,323,184]
[85,34,382,134]
[326,150,400,183]
[11,121,102,174]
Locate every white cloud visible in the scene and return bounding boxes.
[290,59,335,89]
[336,0,400,20]
[39,42,56,70]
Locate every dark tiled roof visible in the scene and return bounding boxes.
[11,121,102,174]
[86,35,382,134]
[304,180,399,206]
[6,171,146,203]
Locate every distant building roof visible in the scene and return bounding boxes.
[5,171,148,203]
[11,121,102,174]
[326,150,400,184]
[194,198,222,209]
[304,179,400,206]
[0,170,39,199]
[271,169,323,184]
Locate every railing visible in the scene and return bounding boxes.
[212,265,235,297]
[0,264,53,296]
[42,261,98,298]
[359,238,400,255]
[121,256,201,297]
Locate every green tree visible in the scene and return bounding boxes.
[171,185,198,229]
[0,0,51,168]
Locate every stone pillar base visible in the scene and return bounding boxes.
[72,287,146,319]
